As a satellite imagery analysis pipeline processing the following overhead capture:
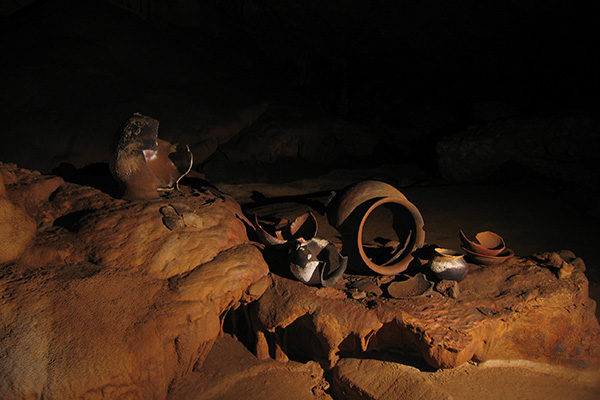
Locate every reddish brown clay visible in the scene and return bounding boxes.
[459,230,506,256]
[327,180,425,275]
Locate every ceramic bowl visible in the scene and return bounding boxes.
[461,245,514,265]
[459,230,505,256]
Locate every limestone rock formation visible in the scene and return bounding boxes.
[331,358,453,400]
[233,253,599,371]
[0,162,270,400]
[0,165,37,264]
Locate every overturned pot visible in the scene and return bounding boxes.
[327,180,425,275]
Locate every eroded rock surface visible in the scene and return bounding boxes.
[235,253,599,371]
[331,358,453,400]
[0,162,270,399]
[0,167,36,264]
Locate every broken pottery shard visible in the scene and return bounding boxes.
[290,239,324,285]
[459,230,506,256]
[290,238,348,287]
[387,273,432,298]
[461,245,514,265]
[319,242,348,287]
[109,113,193,200]
[254,212,318,248]
[165,143,193,187]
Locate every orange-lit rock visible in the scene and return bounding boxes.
[234,254,600,371]
[0,164,36,264]
[0,163,270,400]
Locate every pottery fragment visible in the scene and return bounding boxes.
[459,230,514,265]
[459,230,505,256]
[254,212,318,248]
[387,273,432,298]
[289,238,348,287]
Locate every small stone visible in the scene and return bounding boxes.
[159,205,179,217]
[548,252,563,269]
[162,215,185,230]
[558,249,577,262]
[435,280,459,298]
[181,212,204,228]
[571,257,586,272]
[170,202,193,215]
[351,290,367,300]
[349,278,383,296]
[247,276,272,298]
[558,261,574,279]
[376,275,396,285]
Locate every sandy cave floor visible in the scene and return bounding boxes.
[165,167,600,400]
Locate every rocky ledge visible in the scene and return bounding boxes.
[2,161,599,399]
[233,252,599,371]
[0,162,269,399]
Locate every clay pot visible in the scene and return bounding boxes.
[109,113,193,200]
[428,248,469,282]
[327,180,425,275]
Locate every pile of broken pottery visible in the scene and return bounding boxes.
[235,183,600,372]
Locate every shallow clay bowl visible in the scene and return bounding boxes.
[459,230,506,256]
[461,245,514,265]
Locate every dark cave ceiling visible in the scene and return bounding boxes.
[108,0,599,107]
[0,0,598,178]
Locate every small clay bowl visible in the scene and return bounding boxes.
[459,230,505,256]
[461,246,514,265]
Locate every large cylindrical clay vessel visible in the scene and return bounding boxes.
[327,180,425,275]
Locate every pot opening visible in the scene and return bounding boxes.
[359,201,417,269]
